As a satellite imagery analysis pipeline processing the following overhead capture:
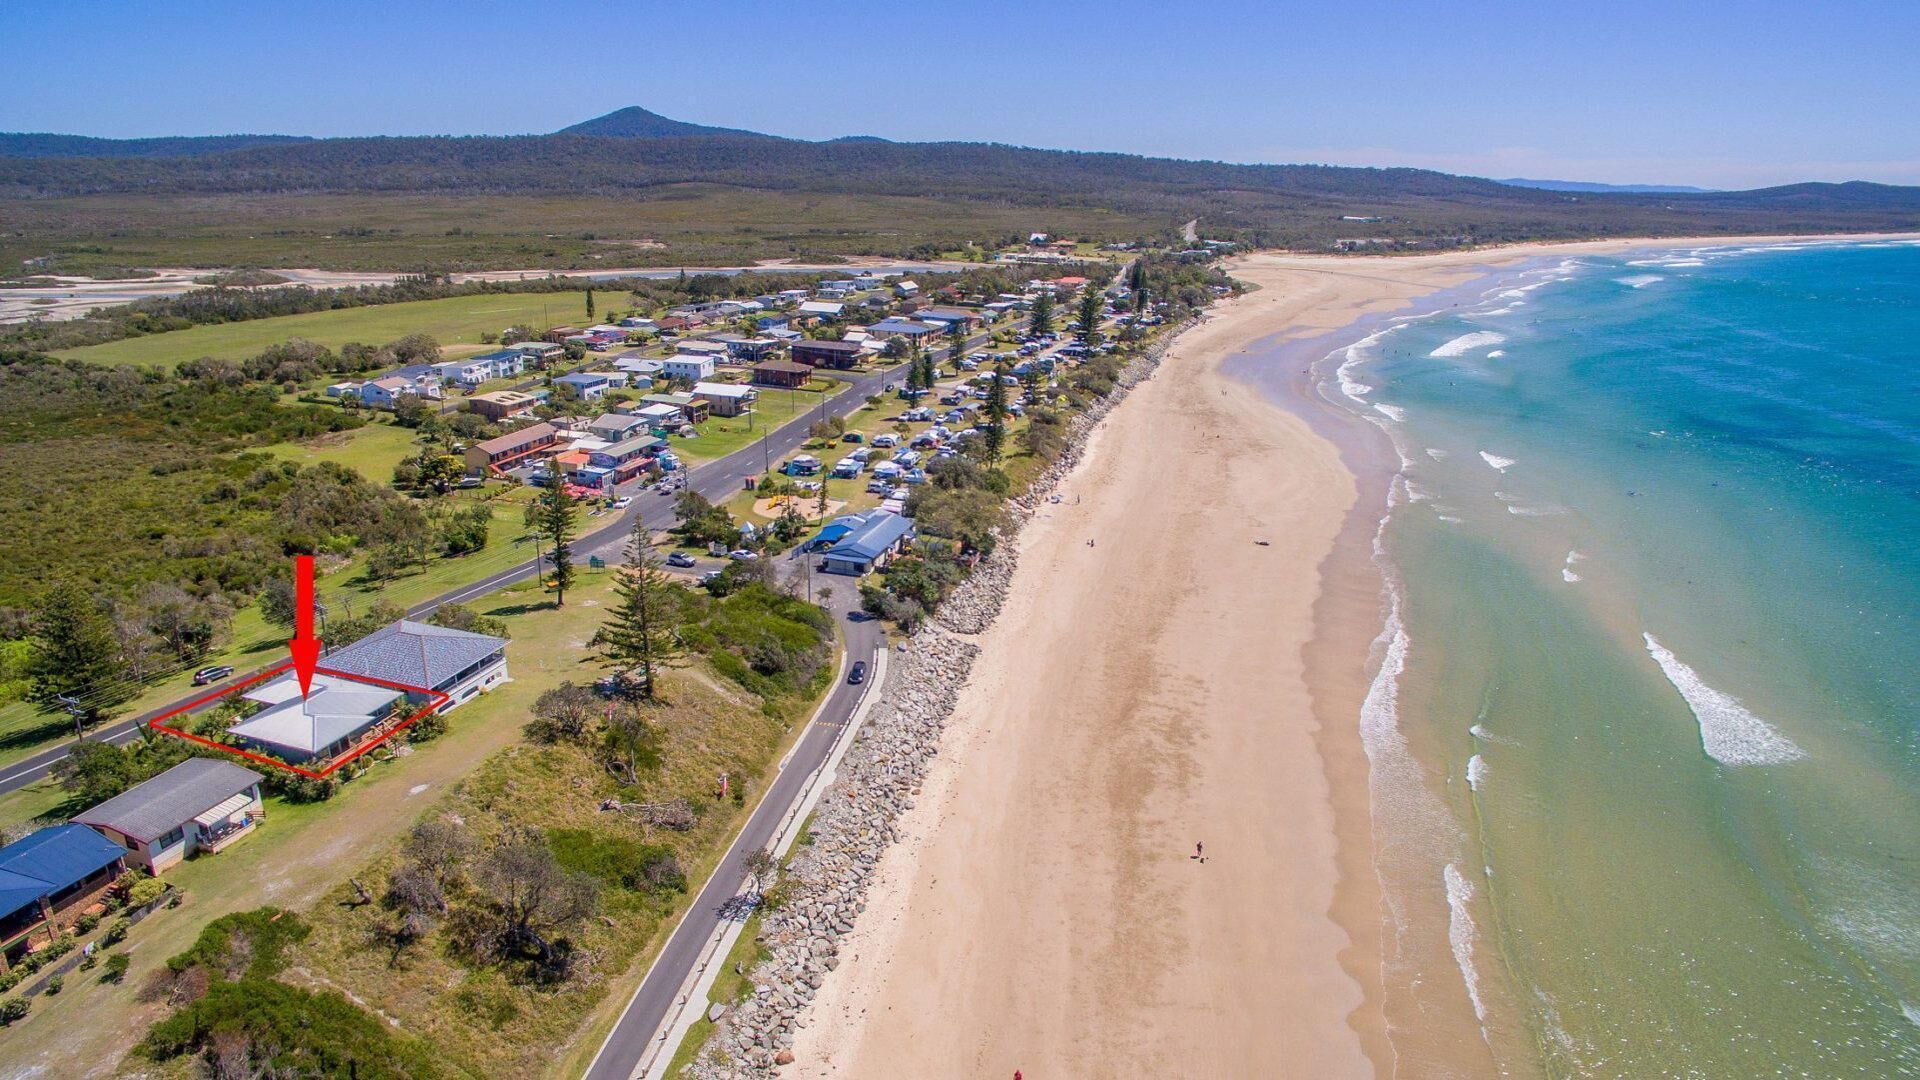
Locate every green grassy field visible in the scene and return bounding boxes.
[674,379,851,463]
[52,290,599,369]
[257,419,423,480]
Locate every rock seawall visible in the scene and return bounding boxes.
[691,325,1191,1077]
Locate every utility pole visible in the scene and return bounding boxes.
[55,694,87,740]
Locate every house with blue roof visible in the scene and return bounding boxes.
[804,509,917,576]
[0,824,127,964]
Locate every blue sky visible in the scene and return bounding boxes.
[6,0,1918,188]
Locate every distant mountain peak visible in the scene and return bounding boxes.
[555,106,777,140]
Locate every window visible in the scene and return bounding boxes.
[157,827,185,849]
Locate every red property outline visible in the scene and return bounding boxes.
[147,659,450,779]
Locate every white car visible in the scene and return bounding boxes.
[728,549,759,561]
[608,496,633,509]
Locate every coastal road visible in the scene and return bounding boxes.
[0,356,917,797]
[582,593,884,1080]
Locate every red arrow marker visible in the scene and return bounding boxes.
[289,554,322,699]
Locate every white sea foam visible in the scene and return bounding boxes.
[1436,514,1463,523]
[1469,723,1490,739]
[1374,402,1407,422]
[1905,1001,1920,1028]
[1479,451,1517,472]
[1444,864,1489,1025]
[1507,503,1567,517]
[1486,349,1507,358]
[1425,448,1449,461]
[1615,274,1664,289]
[1466,754,1488,791]
[1431,331,1508,358]
[1333,327,1394,401]
[1642,634,1806,766]
[1562,550,1584,583]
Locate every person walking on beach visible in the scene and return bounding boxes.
[1195,841,1204,862]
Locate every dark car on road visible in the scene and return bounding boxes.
[193,665,234,686]
[847,661,868,685]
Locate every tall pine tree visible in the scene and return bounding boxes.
[585,287,596,321]
[539,484,578,606]
[29,580,128,723]
[981,363,1009,465]
[597,521,683,699]
[1029,289,1055,335]
[1076,287,1103,345]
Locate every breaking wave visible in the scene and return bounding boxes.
[1431,331,1508,358]
[1642,634,1806,766]
[1445,864,1489,1026]
[1480,451,1517,472]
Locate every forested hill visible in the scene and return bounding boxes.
[0,132,313,158]
[5,108,1920,244]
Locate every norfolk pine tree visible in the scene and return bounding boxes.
[1029,289,1054,335]
[598,520,682,699]
[539,483,578,606]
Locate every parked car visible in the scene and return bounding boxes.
[666,551,697,568]
[847,661,868,685]
[728,549,758,561]
[841,431,864,443]
[193,665,234,686]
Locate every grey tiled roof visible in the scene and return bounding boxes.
[74,758,262,843]
[322,620,505,692]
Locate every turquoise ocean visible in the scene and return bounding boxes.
[1312,240,1920,1076]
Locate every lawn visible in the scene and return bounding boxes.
[51,290,600,369]
[258,419,423,481]
[672,379,851,464]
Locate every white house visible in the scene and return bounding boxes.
[359,375,442,410]
[797,300,845,319]
[662,355,717,382]
[74,759,265,874]
[692,381,757,417]
[229,621,509,765]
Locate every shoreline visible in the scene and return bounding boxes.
[706,233,1899,1078]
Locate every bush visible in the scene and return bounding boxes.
[45,974,63,995]
[165,907,309,982]
[75,912,100,934]
[0,997,27,1024]
[140,978,445,1077]
[547,829,687,898]
[104,918,131,945]
[126,876,168,908]
[102,953,130,983]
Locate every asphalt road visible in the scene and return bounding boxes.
[583,595,882,1080]
[0,356,916,797]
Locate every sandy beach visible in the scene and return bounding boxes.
[780,235,1912,1078]
[783,248,1493,1078]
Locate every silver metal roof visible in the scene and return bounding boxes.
[74,758,263,843]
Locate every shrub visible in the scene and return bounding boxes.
[75,912,101,934]
[165,907,309,982]
[0,997,27,1024]
[44,974,63,995]
[104,918,131,945]
[140,978,444,1077]
[102,953,130,983]
[126,876,168,908]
